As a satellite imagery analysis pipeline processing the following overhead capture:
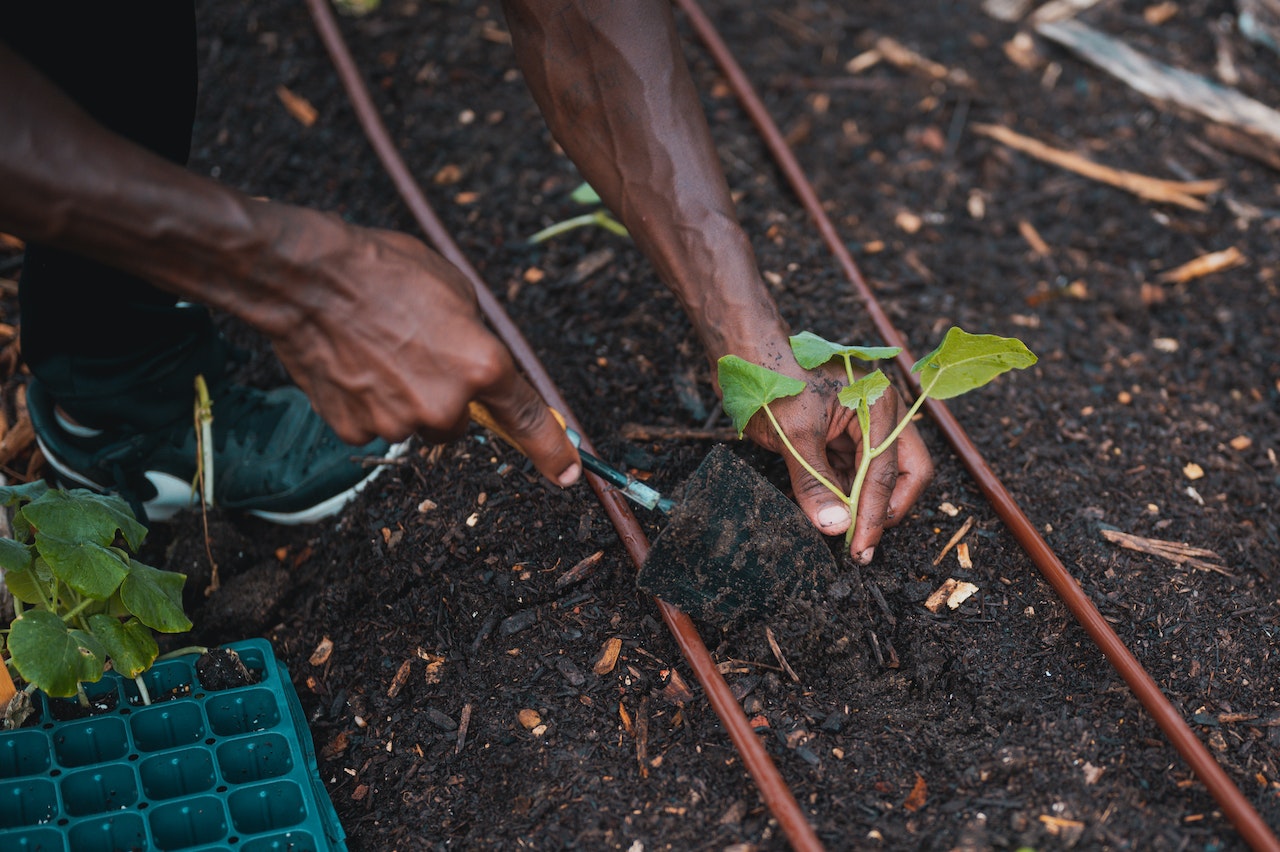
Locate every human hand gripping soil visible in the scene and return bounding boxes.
[719,327,1037,562]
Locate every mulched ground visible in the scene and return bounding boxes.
[4,0,1279,849]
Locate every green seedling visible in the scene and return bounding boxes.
[527,182,629,245]
[718,327,1037,544]
[0,482,193,709]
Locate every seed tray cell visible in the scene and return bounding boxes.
[0,639,345,851]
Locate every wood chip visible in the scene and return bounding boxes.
[765,626,801,683]
[1229,435,1253,451]
[556,550,604,589]
[635,697,650,779]
[1100,528,1232,576]
[455,703,472,754]
[1017,219,1051,255]
[309,636,334,667]
[973,122,1223,210]
[924,578,980,612]
[1036,18,1280,146]
[618,701,634,736]
[518,708,542,729]
[932,516,975,566]
[417,650,446,685]
[592,637,623,675]
[275,85,317,127]
[387,658,412,698]
[660,668,695,704]
[874,35,970,85]
[956,541,974,570]
[1183,462,1205,480]
[1156,247,1245,284]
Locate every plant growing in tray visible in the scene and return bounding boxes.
[0,481,193,714]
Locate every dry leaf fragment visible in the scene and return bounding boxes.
[924,578,980,612]
[309,636,334,667]
[592,637,623,675]
[1082,761,1105,784]
[518,708,542,729]
[903,774,928,812]
[275,85,317,127]
[417,650,446,684]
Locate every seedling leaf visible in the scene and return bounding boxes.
[3,559,51,606]
[717,355,807,436]
[87,615,159,680]
[8,610,106,697]
[0,480,49,508]
[0,537,32,574]
[34,534,130,600]
[790,331,901,369]
[570,182,602,205]
[120,560,192,633]
[21,489,147,551]
[911,327,1038,400]
[837,370,892,411]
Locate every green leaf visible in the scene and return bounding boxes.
[790,331,902,370]
[0,480,49,510]
[3,558,52,606]
[570,182,602,205]
[87,615,159,679]
[22,489,147,552]
[8,609,106,697]
[837,370,892,412]
[120,560,191,634]
[717,356,807,437]
[0,537,33,574]
[911,327,1038,400]
[34,534,130,600]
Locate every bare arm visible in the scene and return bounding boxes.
[0,41,581,485]
[501,1,933,560]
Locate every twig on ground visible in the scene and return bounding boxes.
[764,626,801,683]
[1156,247,1246,284]
[932,516,976,566]
[1100,528,1233,576]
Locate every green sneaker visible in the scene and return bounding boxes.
[27,378,406,525]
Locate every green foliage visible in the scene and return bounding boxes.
[718,328,1036,543]
[527,182,629,245]
[716,355,807,437]
[0,486,191,698]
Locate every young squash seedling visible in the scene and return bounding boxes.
[527,182,629,245]
[0,482,194,714]
[718,327,1037,545]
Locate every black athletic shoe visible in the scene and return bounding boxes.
[27,378,406,525]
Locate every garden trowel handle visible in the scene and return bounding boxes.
[467,402,674,514]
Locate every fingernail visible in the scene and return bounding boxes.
[856,547,875,565]
[556,462,581,487]
[818,505,849,528]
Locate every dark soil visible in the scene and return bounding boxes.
[5,0,1278,849]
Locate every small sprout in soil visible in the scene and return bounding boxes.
[0,482,193,712]
[526,182,629,245]
[718,327,1037,544]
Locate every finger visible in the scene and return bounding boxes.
[478,374,581,487]
[884,420,934,527]
[779,425,852,537]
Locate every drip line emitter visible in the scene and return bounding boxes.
[305,0,1280,849]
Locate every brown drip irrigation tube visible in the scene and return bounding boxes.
[671,0,1280,849]
[303,1,826,848]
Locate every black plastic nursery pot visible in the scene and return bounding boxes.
[0,639,344,851]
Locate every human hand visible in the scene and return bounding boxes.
[254,211,582,487]
[736,353,933,564]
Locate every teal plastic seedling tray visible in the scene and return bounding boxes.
[0,638,345,851]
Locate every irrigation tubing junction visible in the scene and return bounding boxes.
[306,0,1279,848]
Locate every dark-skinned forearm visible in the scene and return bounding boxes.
[501,0,789,364]
[0,42,335,339]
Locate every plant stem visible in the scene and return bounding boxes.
[194,374,215,508]
[134,675,153,707]
[157,645,209,661]
[60,595,95,624]
[527,210,628,244]
[761,404,848,504]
